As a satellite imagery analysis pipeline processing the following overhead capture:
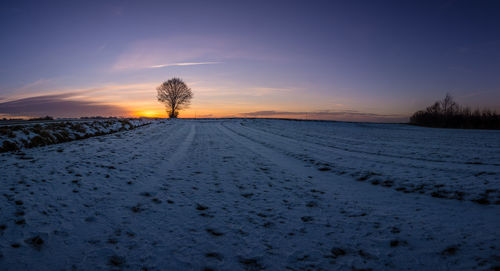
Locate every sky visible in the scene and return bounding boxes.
[0,0,499,122]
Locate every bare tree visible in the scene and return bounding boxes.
[156,78,193,118]
[440,93,458,115]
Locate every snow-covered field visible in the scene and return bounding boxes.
[0,119,498,270]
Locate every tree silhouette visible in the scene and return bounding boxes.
[157,78,193,118]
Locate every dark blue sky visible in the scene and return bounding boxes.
[0,0,499,120]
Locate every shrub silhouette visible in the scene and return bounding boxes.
[1,140,18,152]
[410,94,500,129]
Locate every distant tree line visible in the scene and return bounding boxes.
[28,116,54,121]
[410,94,500,129]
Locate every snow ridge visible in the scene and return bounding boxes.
[0,119,152,152]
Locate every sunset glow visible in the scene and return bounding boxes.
[1,2,499,270]
[133,110,163,118]
[0,1,498,121]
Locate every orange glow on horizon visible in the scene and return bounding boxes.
[132,110,164,118]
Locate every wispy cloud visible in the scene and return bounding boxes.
[240,110,409,123]
[4,82,157,102]
[18,79,53,90]
[0,93,131,118]
[0,82,162,118]
[0,78,60,98]
[112,37,225,71]
[112,36,284,71]
[250,87,292,96]
[192,85,295,98]
[150,62,220,68]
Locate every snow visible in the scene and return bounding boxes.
[0,118,151,152]
[0,119,498,270]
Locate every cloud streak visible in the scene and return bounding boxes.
[0,93,130,118]
[240,110,409,122]
[150,62,221,68]
[112,36,284,71]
